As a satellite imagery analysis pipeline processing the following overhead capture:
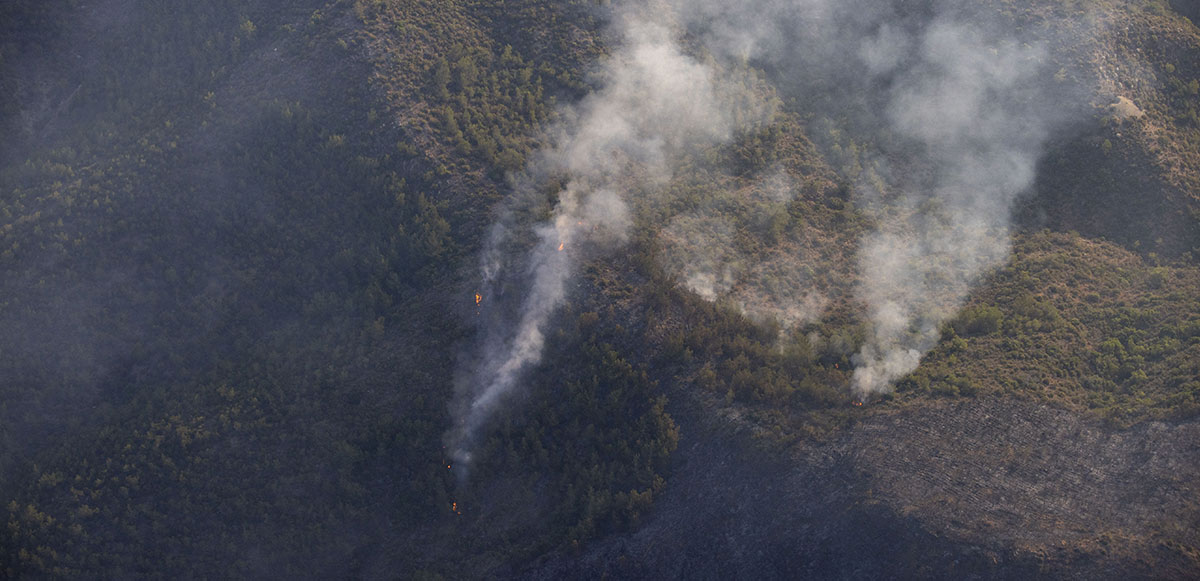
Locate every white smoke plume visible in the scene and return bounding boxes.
[668,0,1074,399]
[449,7,757,472]
[849,19,1053,398]
[453,0,1088,471]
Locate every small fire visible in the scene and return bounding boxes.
[474,293,482,306]
[558,242,564,252]
[851,400,863,407]
[451,502,457,511]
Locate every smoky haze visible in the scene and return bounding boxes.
[673,0,1085,398]
[452,0,1091,467]
[447,6,769,473]
[849,19,1054,397]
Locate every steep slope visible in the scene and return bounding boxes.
[0,0,1198,578]
[0,1,466,576]
[526,396,1199,579]
[1020,0,1200,257]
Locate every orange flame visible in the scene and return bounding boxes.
[558,242,564,252]
[852,401,863,407]
[474,293,482,306]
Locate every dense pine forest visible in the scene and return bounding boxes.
[2,0,1199,578]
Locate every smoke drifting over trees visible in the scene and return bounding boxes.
[4,0,1199,577]
[455,0,1090,461]
[848,19,1058,397]
[448,8,766,472]
[674,0,1084,395]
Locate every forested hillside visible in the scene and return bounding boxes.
[1,0,1198,578]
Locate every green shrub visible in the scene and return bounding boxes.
[953,305,1004,336]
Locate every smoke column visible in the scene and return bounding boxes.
[448,7,754,473]
[849,19,1053,398]
[670,0,1076,399]
[451,0,1087,472]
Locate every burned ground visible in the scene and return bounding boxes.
[523,394,1199,579]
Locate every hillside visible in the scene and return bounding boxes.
[1,0,1198,578]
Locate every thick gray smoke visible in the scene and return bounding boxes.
[448,8,762,472]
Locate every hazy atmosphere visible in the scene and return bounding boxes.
[2,0,1199,578]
